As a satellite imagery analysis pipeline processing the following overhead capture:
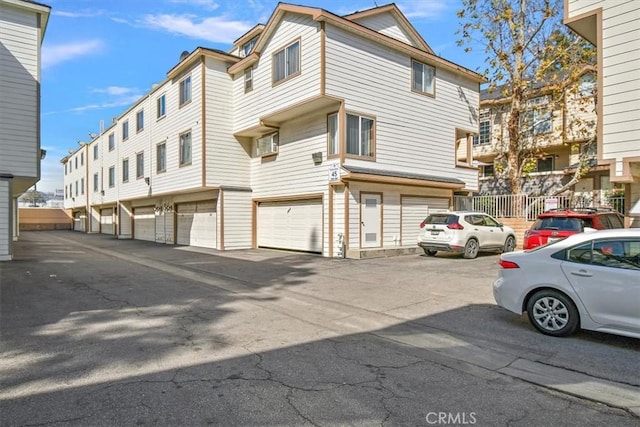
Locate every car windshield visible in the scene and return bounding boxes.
[423,214,457,225]
[533,217,583,232]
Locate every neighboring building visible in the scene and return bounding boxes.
[0,0,50,261]
[564,0,640,226]
[62,3,484,258]
[472,72,619,205]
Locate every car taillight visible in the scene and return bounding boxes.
[499,259,520,269]
[447,222,464,230]
[419,221,426,228]
[524,230,539,238]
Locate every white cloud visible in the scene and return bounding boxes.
[52,9,104,18]
[42,40,103,69]
[397,0,450,19]
[168,0,219,11]
[45,94,144,116]
[91,86,139,96]
[141,14,251,43]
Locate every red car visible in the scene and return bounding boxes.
[523,208,625,250]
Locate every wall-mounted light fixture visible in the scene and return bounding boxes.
[312,152,322,165]
[40,149,46,160]
[144,177,150,185]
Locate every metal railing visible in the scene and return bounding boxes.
[455,194,625,220]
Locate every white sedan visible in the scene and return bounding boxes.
[493,228,640,338]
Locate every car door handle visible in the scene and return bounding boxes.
[571,270,592,277]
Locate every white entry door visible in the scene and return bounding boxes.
[361,193,381,248]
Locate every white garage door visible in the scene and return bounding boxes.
[401,197,449,246]
[257,199,322,253]
[134,207,156,242]
[176,201,217,248]
[100,208,114,235]
[73,211,85,232]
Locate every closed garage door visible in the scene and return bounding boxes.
[134,207,156,242]
[257,199,322,253]
[401,197,449,246]
[176,201,217,248]
[73,211,85,232]
[100,208,114,235]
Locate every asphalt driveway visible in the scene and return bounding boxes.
[1,231,638,426]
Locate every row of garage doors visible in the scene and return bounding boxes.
[133,201,217,248]
[94,196,446,252]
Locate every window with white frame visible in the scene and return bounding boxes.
[64,163,67,175]
[179,131,192,165]
[108,166,115,188]
[481,164,494,177]
[180,76,192,106]
[81,152,84,166]
[328,113,339,156]
[122,158,129,182]
[75,180,78,196]
[273,40,300,84]
[473,110,491,145]
[156,94,166,119]
[157,142,166,172]
[136,109,144,132]
[122,120,129,140]
[75,156,78,168]
[524,96,551,135]
[136,152,144,179]
[241,36,257,57]
[257,132,279,156]
[93,173,98,192]
[80,177,84,195]
[93,144,99,160]
[244,67,253,92]
[412,60,435,95]
[346,114,374,157]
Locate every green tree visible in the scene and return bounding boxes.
[457,0,596,196]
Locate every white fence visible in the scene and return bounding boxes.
[455,194,625,220]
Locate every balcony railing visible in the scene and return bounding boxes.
[455,194,625,220]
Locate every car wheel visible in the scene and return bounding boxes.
[423,249,437,256]
[503,236,516,253]
[462,238,479,259]
[526,290,579,337]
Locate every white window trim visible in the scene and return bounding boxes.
[179,76,192,107]
[257,132,279,157]
[411,59,435,96]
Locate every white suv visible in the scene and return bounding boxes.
[417,211,516,259]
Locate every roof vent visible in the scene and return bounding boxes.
[180,50,190,61]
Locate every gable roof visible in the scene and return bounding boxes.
[342,3,433,54]
[228,2,484,83]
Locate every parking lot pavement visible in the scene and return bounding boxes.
[1,231,639,425]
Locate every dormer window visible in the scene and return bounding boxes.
[241,36,258,58]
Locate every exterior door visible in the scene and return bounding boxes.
[176,201,217,248]
[361,193,381,248]
[100,208,114,235]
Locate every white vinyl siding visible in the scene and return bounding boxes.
[205,57,249,188]
[221,190,252,250]
[233,14,322,133]
[0,4,40,179]
[349,13,418,47]
[324,24,479,191]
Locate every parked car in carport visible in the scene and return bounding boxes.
[494,228,640,338]
[417,211,516,259]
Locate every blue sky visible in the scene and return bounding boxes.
[39,0,483,193]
